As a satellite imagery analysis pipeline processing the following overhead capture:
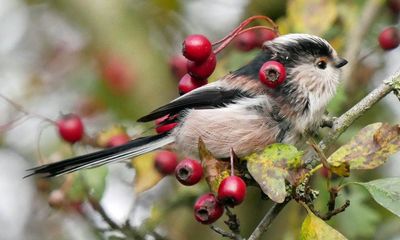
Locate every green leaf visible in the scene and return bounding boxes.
[66,167,108,202]
[336,190,381,239]
[352,178,400,217]
[328,123,400,170]
[81,166,108,201]
[300,207,347,240]
[244,143,304,203]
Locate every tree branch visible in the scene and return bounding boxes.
[320,69,400,149]
[247,201,288,240]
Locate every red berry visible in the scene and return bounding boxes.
[175,158,203,186]
[187,53,217,79]
[178,74,208,95]
[169,55,188,79]
[106,134,130,147]
[378,27,400,50]
[194,193,224,224]
[259,61,286,88]
[234,30,257,52]
[182,34,212,62]
[57,114,84,143]
[256,29,277,47]
[155,115,178,134]
[217,176,246,207]
[154,150,178,175]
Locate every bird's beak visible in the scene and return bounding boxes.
[334,57,348,68]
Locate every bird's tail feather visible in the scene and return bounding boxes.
[26,133,174,178]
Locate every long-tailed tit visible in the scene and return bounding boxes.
[27,33,347,177]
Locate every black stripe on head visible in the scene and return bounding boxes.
[268,34,334,65]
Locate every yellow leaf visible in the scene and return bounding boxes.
[244,143,304,203]
[330,162,350,177]
[328,123,400,170]
[287,0,337,35]
[301,207,347,240]
[96,125,127,147]
[131,152,163,193]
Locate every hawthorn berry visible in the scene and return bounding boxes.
[178,74,208,95]
[187,53,217,79]
[169,55,187,79]
[217,176,246,207]
[234,30,258,52]
[256,28,277,47]
[182,34,212,62]
[194,193,224,224]
[57,114,84,143]
[155,115,178,134]
[378,27,400,50]
[175,158,203,186]
[106,134,130,147]
[259,60,286,88]
[154,150,178,175]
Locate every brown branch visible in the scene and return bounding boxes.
[247,201,288,240]
[320,69,400,150]
[210,225,237,239]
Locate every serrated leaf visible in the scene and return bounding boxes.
[244,143,304,203]
[81,166,108,201]
[287,0,337,35]
[198,138,230,192]
[132,152,163,193]
[353,178,400,217]
[328,123,400,170]
[301,207,347,240]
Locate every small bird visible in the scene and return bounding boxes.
[27,34,347,177]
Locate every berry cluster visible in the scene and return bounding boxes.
[153,149,247,224]
[168,16,280,95]
[178,34,216,95]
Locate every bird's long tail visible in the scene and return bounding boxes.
[26,133,174,178]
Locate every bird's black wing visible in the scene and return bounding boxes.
[137,84,253,122]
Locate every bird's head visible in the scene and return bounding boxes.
[263,33,347,96]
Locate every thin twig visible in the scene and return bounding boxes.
[210,225,237,239]
[247,201,288,240]
[224,207,243,240]
[320,70,400,150]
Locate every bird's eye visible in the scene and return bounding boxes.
[316,60,327,70]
